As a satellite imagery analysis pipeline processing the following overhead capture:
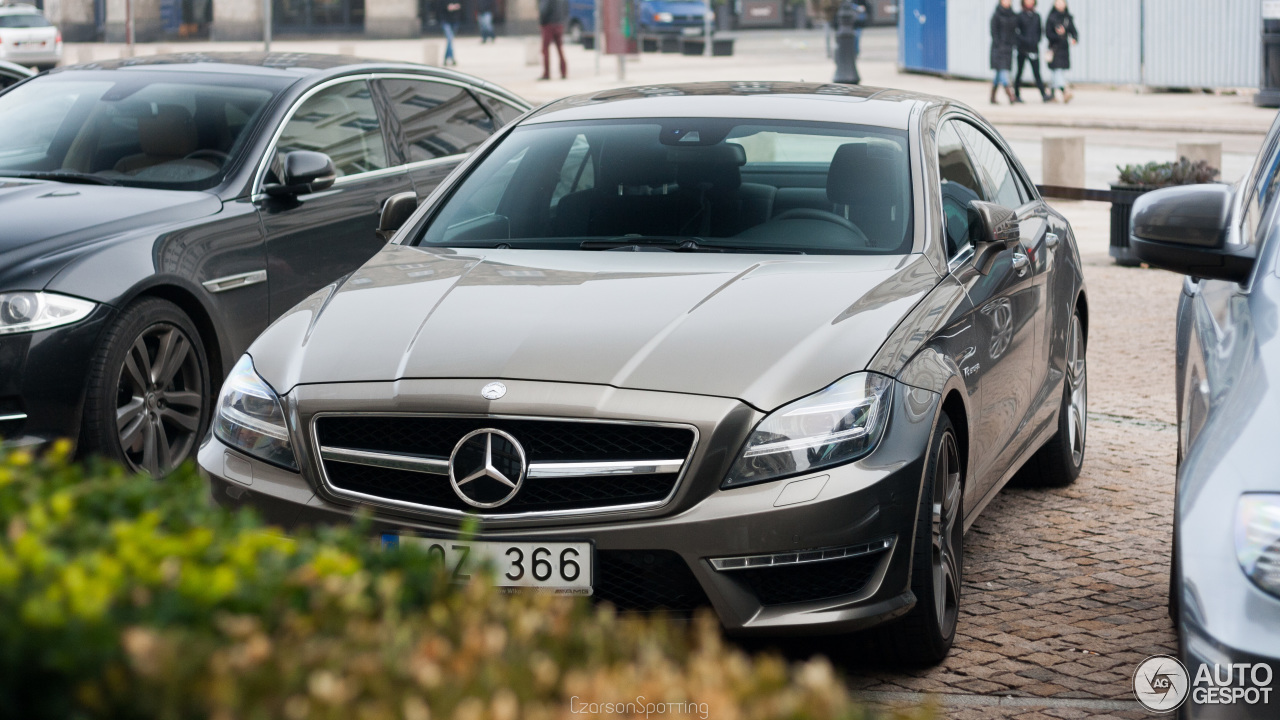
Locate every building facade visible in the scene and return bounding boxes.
[37,0,537,43]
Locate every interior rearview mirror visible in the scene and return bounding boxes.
[969,200,1020,275]
[265,151,337,198]
[377,192,419,241]
[1129,184,1251,283]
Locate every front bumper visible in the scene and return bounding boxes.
[1180,622,1279,720]
[0,305,113,449]
[199,377,940,635]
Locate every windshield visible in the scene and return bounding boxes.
[0,72,285,190]
[414,118,913,255]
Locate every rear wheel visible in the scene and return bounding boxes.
[81,298,210,476]
[1017,309,1087,488]
[869,412,963,665]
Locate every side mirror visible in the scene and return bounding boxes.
[377,192,419,241]
[969,200,1020,275]
[265,151,337,197]
[1130,184,1251,283]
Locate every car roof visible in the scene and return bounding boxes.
[0,3,43,14]
[46,52,523,100]
[522,82,950,130]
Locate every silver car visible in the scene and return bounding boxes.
[199,82,1088,664]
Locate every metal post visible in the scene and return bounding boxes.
[704,0,712,56]
[264,0,272,52]
[617,54,625,81]
[125,0,134,52]
[596,0,602,75]
[833,1,860,84]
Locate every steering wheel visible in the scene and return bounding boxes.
[184,149,230,165]
[770,207,872,245]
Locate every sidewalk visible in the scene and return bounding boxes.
[62,29,1276,136]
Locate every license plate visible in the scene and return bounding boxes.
[682,27,701,35]
[383,534,593,595]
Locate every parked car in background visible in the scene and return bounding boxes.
[0,57,33,88]
[568,0,712,42]
[201,81,1088,665]
[1131,113,1280,716]
[0,3,60,71]
[0,52,528,476]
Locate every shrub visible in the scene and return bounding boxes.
[1116,157,1220,189]
[0,444,928,720]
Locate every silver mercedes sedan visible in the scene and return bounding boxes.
[198,82,1088,664]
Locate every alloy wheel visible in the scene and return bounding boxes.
[931,430,963,638]
[114,323,204,475]
[1065,314,1087,467]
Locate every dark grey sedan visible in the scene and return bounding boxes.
[1132,114,1280,716]
[200,82,1088,665]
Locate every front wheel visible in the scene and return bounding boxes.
[81,298,210,476]
[868,412,964,665]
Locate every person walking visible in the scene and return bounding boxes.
[538,0,569,80]
[438,0,463,66]
[990,0,1018,104]
[1013,0,1050,102]
[477,0,496,43]
[1045,0,1078,102]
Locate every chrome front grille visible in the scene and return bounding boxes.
[312,415,697,518]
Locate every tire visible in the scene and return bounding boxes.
[81,298,210,476]
[867,412,964,666]
[1016,309,1087,488]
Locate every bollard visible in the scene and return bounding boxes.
[338,43,357,57]
[1176,142,1223,176]
[1042,136,1086,188]
[76,45,95,64]
[525,36,541,66]
[833,1,865,84]
[422,40,442,66]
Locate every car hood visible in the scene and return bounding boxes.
[251,245,941,411]
[0,178,222,289]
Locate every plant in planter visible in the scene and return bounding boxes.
[1109,157,1221,266]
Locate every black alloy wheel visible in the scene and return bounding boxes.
[82,298,210,476]
[1017,308,1087,488]
[868,412,964,665]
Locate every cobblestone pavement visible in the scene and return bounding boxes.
[840,210,1185,718]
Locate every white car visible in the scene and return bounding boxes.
[0,4,60,71]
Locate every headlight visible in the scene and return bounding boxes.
[723,373,893,489]
[1236,494,1280,599]
[0,291,94,335]
[213,355,298,470]
[654,11,674,22]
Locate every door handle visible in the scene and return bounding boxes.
[1045,232,1060,249]
[1011,253,1030,276]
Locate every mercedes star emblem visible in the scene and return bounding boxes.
[481,382,507,400]
[448,428,527,508]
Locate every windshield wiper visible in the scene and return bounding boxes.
[13,171,119,186]
[580,236,709,252]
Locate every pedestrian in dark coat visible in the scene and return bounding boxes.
[477,0,496,43]
[989,0,1018,104]
[437,0,463,66]
[1045,0,1079,102]
[538,0,569,80]
[1014,0,1050,102]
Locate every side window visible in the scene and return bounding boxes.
[382,79,494,162]
[954,121,1025,209]
[477,94,524,128]
[276,79,387,177]
[550,134,595,209]
[937,121,985,258]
